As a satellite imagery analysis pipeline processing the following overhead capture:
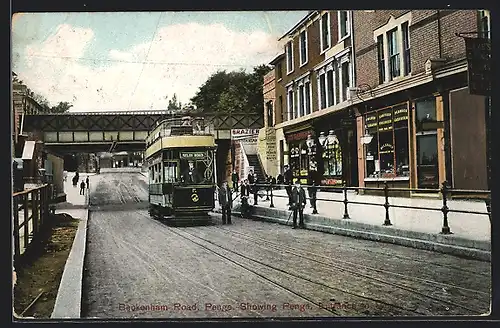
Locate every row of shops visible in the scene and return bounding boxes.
[276,71,490,193]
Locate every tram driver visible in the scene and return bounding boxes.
[181,160,201,184]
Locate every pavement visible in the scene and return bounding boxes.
[216,188,491,262]
[51,173,94,319]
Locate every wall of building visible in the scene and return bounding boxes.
[448,87,488,190]
[354,10,479,88]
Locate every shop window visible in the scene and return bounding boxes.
[365,104,409,178]
[319,130,342,177]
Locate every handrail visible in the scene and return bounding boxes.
[13,184,49,197]
[244,181,490,235]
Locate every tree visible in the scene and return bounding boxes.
[51,101,73,113]
[191,65,272,115]
[166,93,182,112]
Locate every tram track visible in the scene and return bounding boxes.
[210,225,488,314]
[162,225,427,315]
[241,207,490,277]
[136,211,422,315]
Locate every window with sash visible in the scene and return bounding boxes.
[388,28,400,80]
[338,11,349,40]
[377,35,385,84]
[286,41,294,74]
[287,88,294,120]
[402,22,411,75]
[299,30,308,66]
[320,13,331,52]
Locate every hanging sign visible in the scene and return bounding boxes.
[465,37,491,96]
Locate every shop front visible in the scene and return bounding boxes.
[359,94,449,196]
[285,127,315,185]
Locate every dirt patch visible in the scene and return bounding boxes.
[13,213,79,318]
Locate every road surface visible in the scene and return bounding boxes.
[82,172,491,318]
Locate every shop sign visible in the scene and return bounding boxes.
[366,113,378,133]
[465,37,491,96]
[286,129,314,142]
[393,105,408,126]
[378,109,393,132]
[321,178,342,186]
[231,129,260,140]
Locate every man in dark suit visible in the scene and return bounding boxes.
[231,170,239,191]
[182,161,201,184]
[240,179,251,218]
[291,179,307,229]
[218,181,233,224]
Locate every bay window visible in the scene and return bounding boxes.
[365,104,409,178]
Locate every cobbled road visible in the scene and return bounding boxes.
[82,172,491,319]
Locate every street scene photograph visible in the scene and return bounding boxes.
[11,9,491,320]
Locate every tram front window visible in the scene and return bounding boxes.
[180,159,207,184]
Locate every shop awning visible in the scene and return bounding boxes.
[21,141,35,160]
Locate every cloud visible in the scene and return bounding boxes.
[15,22,281,111]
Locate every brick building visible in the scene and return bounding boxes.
[270,10,357,186]
[266,9,490,193]
[350,10,490,193]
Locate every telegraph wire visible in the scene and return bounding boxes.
[127,12,164,111]
[20,53,254,68]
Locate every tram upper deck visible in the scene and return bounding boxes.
[145,116,216,159]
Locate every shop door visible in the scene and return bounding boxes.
[415,98,439,190]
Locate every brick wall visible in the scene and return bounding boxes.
[263,69,275,127]
[354,10,479,88]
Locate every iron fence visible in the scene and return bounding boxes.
[12,184,52,262]
[245,180,491,235]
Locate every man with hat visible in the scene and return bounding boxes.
[290,179,307,229]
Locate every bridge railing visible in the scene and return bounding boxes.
[12,184,52,263]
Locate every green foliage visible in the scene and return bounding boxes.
[166,93,183,112]
[191,65,272,114]
[26,89,72,113]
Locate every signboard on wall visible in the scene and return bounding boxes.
[465,37,491,96]
[231,129,260,140]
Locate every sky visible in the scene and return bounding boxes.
[11,11,308,112]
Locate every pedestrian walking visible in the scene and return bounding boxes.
[232,170,239,192]
[218,181,232,224]
[86,176,90,189]
[291,179,306,229]
[80,180,86,195]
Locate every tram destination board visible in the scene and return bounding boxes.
[465,37,491,96]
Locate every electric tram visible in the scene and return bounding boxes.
[144,116,217,224]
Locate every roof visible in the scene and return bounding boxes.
[268,53,285,65]
[278,10,318,41]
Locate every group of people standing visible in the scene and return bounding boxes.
[221,166,318,229]
[72,172,90,195]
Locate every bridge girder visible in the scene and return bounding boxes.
[23,111,264,132]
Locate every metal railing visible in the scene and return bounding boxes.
[12,184,52,262]
[246,180,491,235]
